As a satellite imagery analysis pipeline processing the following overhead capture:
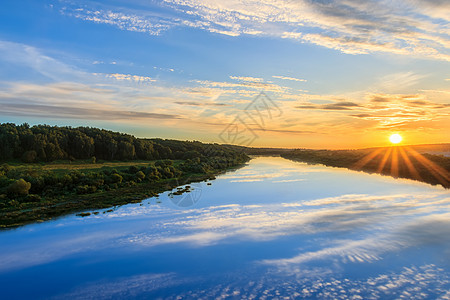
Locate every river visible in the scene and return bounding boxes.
[0,156,449,299]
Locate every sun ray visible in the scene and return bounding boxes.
[352,148,385,170]
[398,147,422,181]
[390,146,399,177]
[405,147,450,186]
[377,147,392,173]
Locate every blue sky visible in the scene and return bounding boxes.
[0,0,449,148]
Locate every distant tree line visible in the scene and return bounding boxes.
[282,148,450,188]
[0,123,247,163]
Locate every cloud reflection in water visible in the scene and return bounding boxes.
[0,157,449,299]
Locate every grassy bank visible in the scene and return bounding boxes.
[0,157,249,228]
[0,172,215,228]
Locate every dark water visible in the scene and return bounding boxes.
[0,157,449,299]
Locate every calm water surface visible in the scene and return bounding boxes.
[0,157,449,299]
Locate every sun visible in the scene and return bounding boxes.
[389,133,402,144]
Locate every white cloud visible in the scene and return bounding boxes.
[272,179,305,183]
[375,72,428,92]
[60,7,174,35]
[54,273,181,299]
[118,190,450,249]
[0,40,85,81]
[272,75,306,82]
[194,78,288,93]
[261,236,402,266]
[96,73,156,83]
[0,41,233,125]
[163,0,450,60]
[58,0,450,61]
[229,76,264,83]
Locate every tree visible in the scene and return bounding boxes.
[0,123,250,165]
[7,179,31,196]
[117,141,136,160]
[22,150,37,163]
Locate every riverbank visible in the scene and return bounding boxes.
[281,147,450,188]
[0,159,249,228]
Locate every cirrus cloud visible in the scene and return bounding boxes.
[59,0,450,61]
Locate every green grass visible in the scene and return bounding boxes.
[9,159,175,171]
[5,159,184,178]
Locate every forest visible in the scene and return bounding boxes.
[0,122,250,162]
[0,123,250,227]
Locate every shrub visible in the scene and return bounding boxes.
[0,194,7,202]
[25,194,41,203]
[128,166,139,173]
[0,176,14,189]
[136,171,145,180]
[110,173,123,184]
[147,174,160,182]
[86,185,97,193]
[27,176,45,194]
[22,150,37,163]
[0,164,12,174]
[7,179,31,196]
[61,174,73,185]
[145,166,158,176]
[122,173,134,182]
[8,200,19,207]
[76,185,89,194]
[155,159,173,167]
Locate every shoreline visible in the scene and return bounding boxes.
[0,159,250,229]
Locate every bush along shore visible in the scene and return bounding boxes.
[0,123,250,228]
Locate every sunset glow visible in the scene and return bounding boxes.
[0,0,448,148]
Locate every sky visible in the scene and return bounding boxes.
[0,0,449,149]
